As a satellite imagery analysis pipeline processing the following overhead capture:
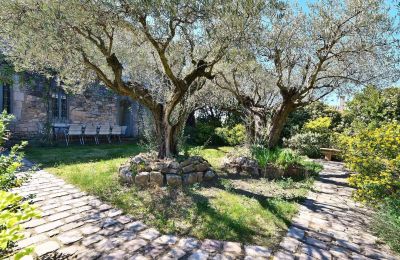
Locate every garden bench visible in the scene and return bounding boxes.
[320,148,341,161]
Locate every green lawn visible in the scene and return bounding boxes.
[26,143,314,247]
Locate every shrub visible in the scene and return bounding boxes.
[285,132,330,158]
[184,122,225,146]
[0,111,35,258]
[0,112,27,190]
[215,124,246,146]
[0,191,40,259]
[285,116,334,158]
[339,122,400,204]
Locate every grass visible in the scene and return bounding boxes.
[26,143,315,247]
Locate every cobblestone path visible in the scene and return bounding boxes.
[11,161,399,259]
[273,161,398,260]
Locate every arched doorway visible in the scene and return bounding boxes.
[118,97,133,137]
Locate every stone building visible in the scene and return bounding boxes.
[0,73,144,141]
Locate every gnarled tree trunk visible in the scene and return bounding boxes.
[245,109,268,145]
[152,105,187,159]
[268,101,295,149]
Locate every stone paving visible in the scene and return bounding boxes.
[272,161,398,260]
[11,160,399,259]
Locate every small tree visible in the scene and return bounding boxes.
[0,0,263,158]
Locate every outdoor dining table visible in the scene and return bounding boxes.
[51,123,70,140]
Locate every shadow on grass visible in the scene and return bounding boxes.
[187,192,260,243]
[25,142,145,167]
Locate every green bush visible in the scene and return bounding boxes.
[346,85,400,132]
[185,122,225,146]
[339,121,400,204]
[0,112,27,190]
[215,124,246,146]
[304,117,331,133]
[251,146,280,168]
[0,111,35,259]
[0,191,40,259]
[283,101,342,139]
[285,116,335,158]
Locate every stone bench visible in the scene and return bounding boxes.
[320,148,341,161]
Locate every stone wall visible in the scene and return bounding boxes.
[119,152,217,188]
[8,75,48,139]
[68,88,118,126]
[6,74,139,140]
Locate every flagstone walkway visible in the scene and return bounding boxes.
[11,160,399,259]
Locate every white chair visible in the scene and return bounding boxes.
[110,125,122,142]
[83,125,98,144]
[121,126,127,136]
[64,125,83,146]
[98,125,111,143]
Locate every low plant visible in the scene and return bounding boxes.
[275,149,302,169]
[251,147,302,169]
[251,146,322,175]
[371,198,400,253]
[0,191,40,259]
[219,178,234,191]
[251,146,280,168]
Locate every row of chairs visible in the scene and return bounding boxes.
[64,125,126,146]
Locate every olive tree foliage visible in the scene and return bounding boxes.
[0,0,263,157]
[261,0,399,148]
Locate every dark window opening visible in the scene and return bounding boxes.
[2,84,11,113]
[51,90,68,122]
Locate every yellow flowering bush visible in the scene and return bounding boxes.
[304,117,332,133]
[340,122,400,204]
[215,124,246,146]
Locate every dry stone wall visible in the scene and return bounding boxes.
[119,153,216,188]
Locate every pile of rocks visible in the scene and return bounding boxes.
[119,152,216,188]
[221,157,262,178]
[221,156,306,179]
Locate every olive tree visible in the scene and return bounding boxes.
[0,0,262,157]
[222,0,399,148]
